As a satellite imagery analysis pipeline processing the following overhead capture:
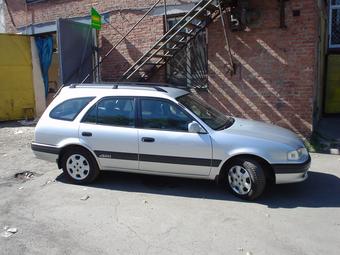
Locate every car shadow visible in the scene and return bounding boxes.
[56,170,340,208]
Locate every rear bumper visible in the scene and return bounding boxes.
[31,142,59,163]
[272,155,311,184]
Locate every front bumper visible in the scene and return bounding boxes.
[272,155,311,184]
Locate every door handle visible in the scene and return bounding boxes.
[142,137,155,143]
[82,132,92,137]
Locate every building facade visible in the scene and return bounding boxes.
[3,0,330,137]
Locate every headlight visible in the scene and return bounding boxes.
[288,147,308,161]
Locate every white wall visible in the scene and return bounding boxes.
[30,37,47,118]
[0,0,5,33]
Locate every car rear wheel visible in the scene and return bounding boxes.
[61,147,99,184]
[223,157,266,200]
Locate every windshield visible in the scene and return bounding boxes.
[177,94,234,130]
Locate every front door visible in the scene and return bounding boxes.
[137,97,212,176]
[79,97,138,170]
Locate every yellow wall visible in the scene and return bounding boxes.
[0,34,35,121]
[325,55,340,114]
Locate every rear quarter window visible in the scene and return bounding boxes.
[49,97,94,121]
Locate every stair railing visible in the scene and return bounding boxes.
[122,0,216,80]
[80,0,164,84]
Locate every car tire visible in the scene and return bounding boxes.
[61,147,99,184]
[222,157,266,200]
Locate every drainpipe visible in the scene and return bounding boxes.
[279,0,287,29]
[164,0,168,32]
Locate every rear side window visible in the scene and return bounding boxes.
[50,97,94,121]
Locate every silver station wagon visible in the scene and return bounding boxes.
[32,83,311,200]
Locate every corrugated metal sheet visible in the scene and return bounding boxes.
[0,34,35,121]
[325,54,340,114]
[57,18,94,85]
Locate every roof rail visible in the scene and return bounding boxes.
[69,83,118,89]
[68,82,170,93]
[54,82,188,99]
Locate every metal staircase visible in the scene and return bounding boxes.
[120,0,232,82]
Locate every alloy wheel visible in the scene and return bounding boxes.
[227,165,252,195]
[66,154,90,180]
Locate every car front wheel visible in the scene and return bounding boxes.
[223,157,266,200]
[61,147,99,184]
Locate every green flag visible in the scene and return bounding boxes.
[91,8,101,30]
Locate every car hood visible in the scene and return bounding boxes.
[222,117,304,148]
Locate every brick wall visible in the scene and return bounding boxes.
[4,0,318,136]
[4,0,191,29]
[99,9,164,81]
[198,0,317,137]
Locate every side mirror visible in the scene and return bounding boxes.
[188,121,206,134]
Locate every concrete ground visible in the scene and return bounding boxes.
[316,117,340,142]
[314,117,340,154]
[0,123,339,255]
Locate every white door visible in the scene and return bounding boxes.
[138,98,213,176]
[79,97,138,170]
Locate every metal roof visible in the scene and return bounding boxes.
[26,0,46,3]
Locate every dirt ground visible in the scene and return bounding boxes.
[0,122,340,255]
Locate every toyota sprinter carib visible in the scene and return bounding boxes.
[31,83,311,200]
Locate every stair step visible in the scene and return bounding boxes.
[153,44,180,51]
[160,38,189,46]
[164,31,192,40]
[168,39,187,44]
[206,3,219,12]
[152,54,174,58]
[144,62,164,66]
[186,23,202,30]
[175,31,192,37]
[194,12,207,21]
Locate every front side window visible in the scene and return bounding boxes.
[50,97,94,121]
[140,99,192,132]
[82,97,135,127]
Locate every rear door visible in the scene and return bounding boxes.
[137,97,213,176]
[79,97,139,170]
[57,18,94,85]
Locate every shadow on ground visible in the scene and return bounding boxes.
[0,120,36,128]
[56,171,340,208]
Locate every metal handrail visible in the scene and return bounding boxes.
[139,9,222,81]
[122,0,215,79]
[80,0,163,84]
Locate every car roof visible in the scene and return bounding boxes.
[58,82,190,100]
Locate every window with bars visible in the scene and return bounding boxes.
[329,0,340,48]
[166,17,208,89]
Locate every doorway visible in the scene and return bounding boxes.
[33,19,98,105]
